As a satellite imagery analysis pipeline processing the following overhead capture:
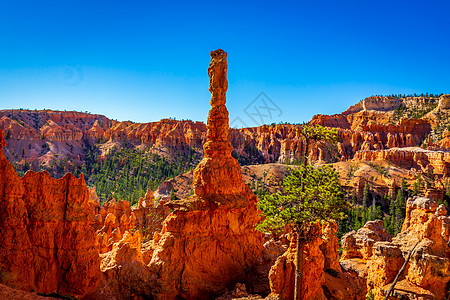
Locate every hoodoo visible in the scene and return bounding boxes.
[193,49,249,197]
[148,49,264,299]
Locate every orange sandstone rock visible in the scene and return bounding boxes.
[320,220,341,272]
[193,49,248,197]
[0,129,100,297]
[97,230,153,299]
[268,233,326,300]
[92,190,169,254]
[347,198,450,299]
[268,222,365,300]
[341,220,392,260]
[147,49,264,299]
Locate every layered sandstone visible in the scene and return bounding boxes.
[341,220,392,260]
[353,147,450,177]
[269,222,365,300]
[147,49,264,299]
[0,129,100,297]
[0,95,440,180]
[343,96,402,114]
[341,198,450,299]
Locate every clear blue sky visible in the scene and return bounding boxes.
[0,0,449,127]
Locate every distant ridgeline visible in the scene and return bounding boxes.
[1,94,450,209]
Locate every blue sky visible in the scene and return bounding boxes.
[0,0,449,127]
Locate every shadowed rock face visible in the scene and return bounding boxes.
[0,129,100,297]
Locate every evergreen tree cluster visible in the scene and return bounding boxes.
[17,142,201,206]
[336,176,449,238]
[82,145,200,205]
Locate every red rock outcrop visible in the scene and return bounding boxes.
[343,96,402,114]
[268,222,365,300]
[0,95,441,181]
[341,198,450,299]
[268,232,326,300]
[96,231,153,299]
[368,199,450,299]
[0,129,100,297]
[94,199,136,253]
[0,284,59,300]
[353,147,450,177]
[341,220,392,260]
[192,49,248,197]
[92,188,170,254]
[147,49,264,299]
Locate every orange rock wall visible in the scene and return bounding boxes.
[0,129,100,296]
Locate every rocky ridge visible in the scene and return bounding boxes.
[2,95,447,170]
[341,197,450,299]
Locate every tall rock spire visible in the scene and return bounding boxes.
[148,50,263,299]
[193,49,248,197]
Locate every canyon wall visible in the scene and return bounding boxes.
[0,129,100,297]
[2,95,444,173]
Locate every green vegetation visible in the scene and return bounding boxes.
[429,108,450,143]
[22,142,201,205]
[391,99,438,121]
[232,141,265,165]
[347,165,357,178]
[256,124,347,300]
[81,145,200,205]
[367,162,390,177]
[257,164,347,299]
[257,164,347,233]
[338,176,440,238]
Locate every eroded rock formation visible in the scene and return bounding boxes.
[268,222,365,300]
[146,49,264,299]
[341,197,450,299]
[353,147,450,177]
[92,189,170,254]
[341,220,392,261]
[0,129,100,297]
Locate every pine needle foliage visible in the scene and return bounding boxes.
[256,164,348,233]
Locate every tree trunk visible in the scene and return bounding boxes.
[383,241,419,300]
[294,224,304,300]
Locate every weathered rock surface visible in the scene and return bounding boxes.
[92,189,170,254]
[342,197,450,299]
[146,49,264,299]
[268,232,326,300]
[353,147,450,177]
[268,222,365,300]
[343,96,402,114]
[0,129,100,297]
[2,95,444,181]
[0,284,59,300]
[438,94,450,110]
[341,220,392,260]
[97,231,153,299]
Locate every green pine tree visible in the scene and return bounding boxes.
[256,124,345,300]
[363,183,370,208]
[257,164,348,300]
